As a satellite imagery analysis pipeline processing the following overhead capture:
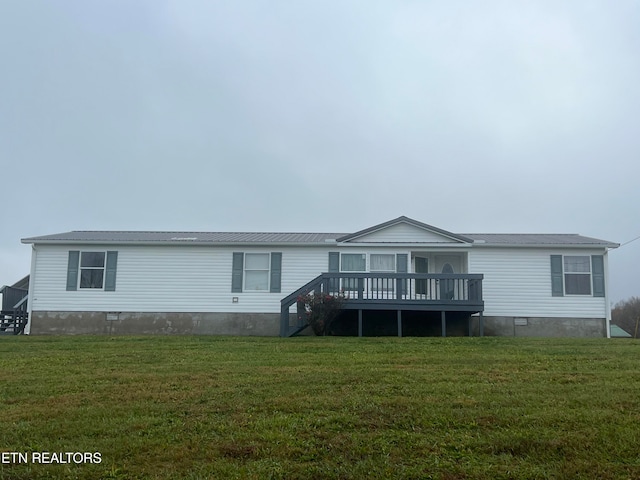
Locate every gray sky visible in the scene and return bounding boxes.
[1,1,638,303]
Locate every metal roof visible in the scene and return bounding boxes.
[461,233,619,248]
[610,324,632,338]
[21,217,618,248]
[21,230,618,248]
[21,231,346,245]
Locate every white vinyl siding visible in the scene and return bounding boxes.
[30,245,332,314]
[30,243,609,320]
[468,248,607,318]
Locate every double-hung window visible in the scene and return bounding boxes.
[551,254,604,297]
[66,250,118,291]
[80,252,106,289]
[231,252,282,293]
[244,253,270,291]
[563,256,591,295]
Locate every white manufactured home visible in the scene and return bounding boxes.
[20,217,619,337]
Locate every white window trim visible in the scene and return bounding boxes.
[243,252,271,292]
[78,251,107,290]
[563,255,592,296]
[340,253,367,272]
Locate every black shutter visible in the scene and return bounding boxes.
[232,253,244,293]
[270,252,282,293]
[592,255,605,297]
[66,251,80,291]
[550,255,564,297]
[104,251,118,291]
[328,252,340,292]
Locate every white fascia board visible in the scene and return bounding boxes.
[335,242,472,248]
[470,243,614,249]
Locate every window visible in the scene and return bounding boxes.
[370,254,395,291]
[341,253,366,272]
[370,254,395,272]
[244,253,270,291]
[563,256,591,295]
[341,253,366,291]
[79,252,106,289]
[232,252,282,293]
[67,251,117,291]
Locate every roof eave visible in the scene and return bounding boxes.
[473,242,619,249]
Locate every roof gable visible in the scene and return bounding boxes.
[336,217,473,244]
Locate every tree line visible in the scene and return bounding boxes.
[612,297,640,337]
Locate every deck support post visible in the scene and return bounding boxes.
[441,311,446,337]
[358,310,363,337]
[397,310,402,337]
[468,316,472,337]
[479,311,484,337]
[280,306,287,337]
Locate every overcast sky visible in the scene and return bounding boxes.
[1,1,638,303]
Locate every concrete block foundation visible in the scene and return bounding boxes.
[28,311,281,336]
[473,316,607,337]
[28,312,607,338]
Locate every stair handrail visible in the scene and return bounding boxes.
[280,273,328,307]
[280,273,328,336]
[13,294,28,310]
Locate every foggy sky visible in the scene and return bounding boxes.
[1,1,638,302]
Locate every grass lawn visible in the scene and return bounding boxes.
[1,336,640,479]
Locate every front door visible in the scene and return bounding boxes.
[434,255,462,300]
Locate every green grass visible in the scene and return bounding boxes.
[1,336,640,479]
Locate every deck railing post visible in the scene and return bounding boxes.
[441,311,446,337]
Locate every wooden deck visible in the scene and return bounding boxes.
[281,273,484,337]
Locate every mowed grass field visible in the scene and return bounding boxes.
[1,336,640,479]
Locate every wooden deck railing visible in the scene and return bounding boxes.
[280,273,483,337]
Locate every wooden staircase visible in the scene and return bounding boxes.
[0,311,28,335]
[0,285,29,335]
[280,274,325,337]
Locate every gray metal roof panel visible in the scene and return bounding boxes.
[21,231,347,244]
[463,233,619,247]
[22,229,618,248]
